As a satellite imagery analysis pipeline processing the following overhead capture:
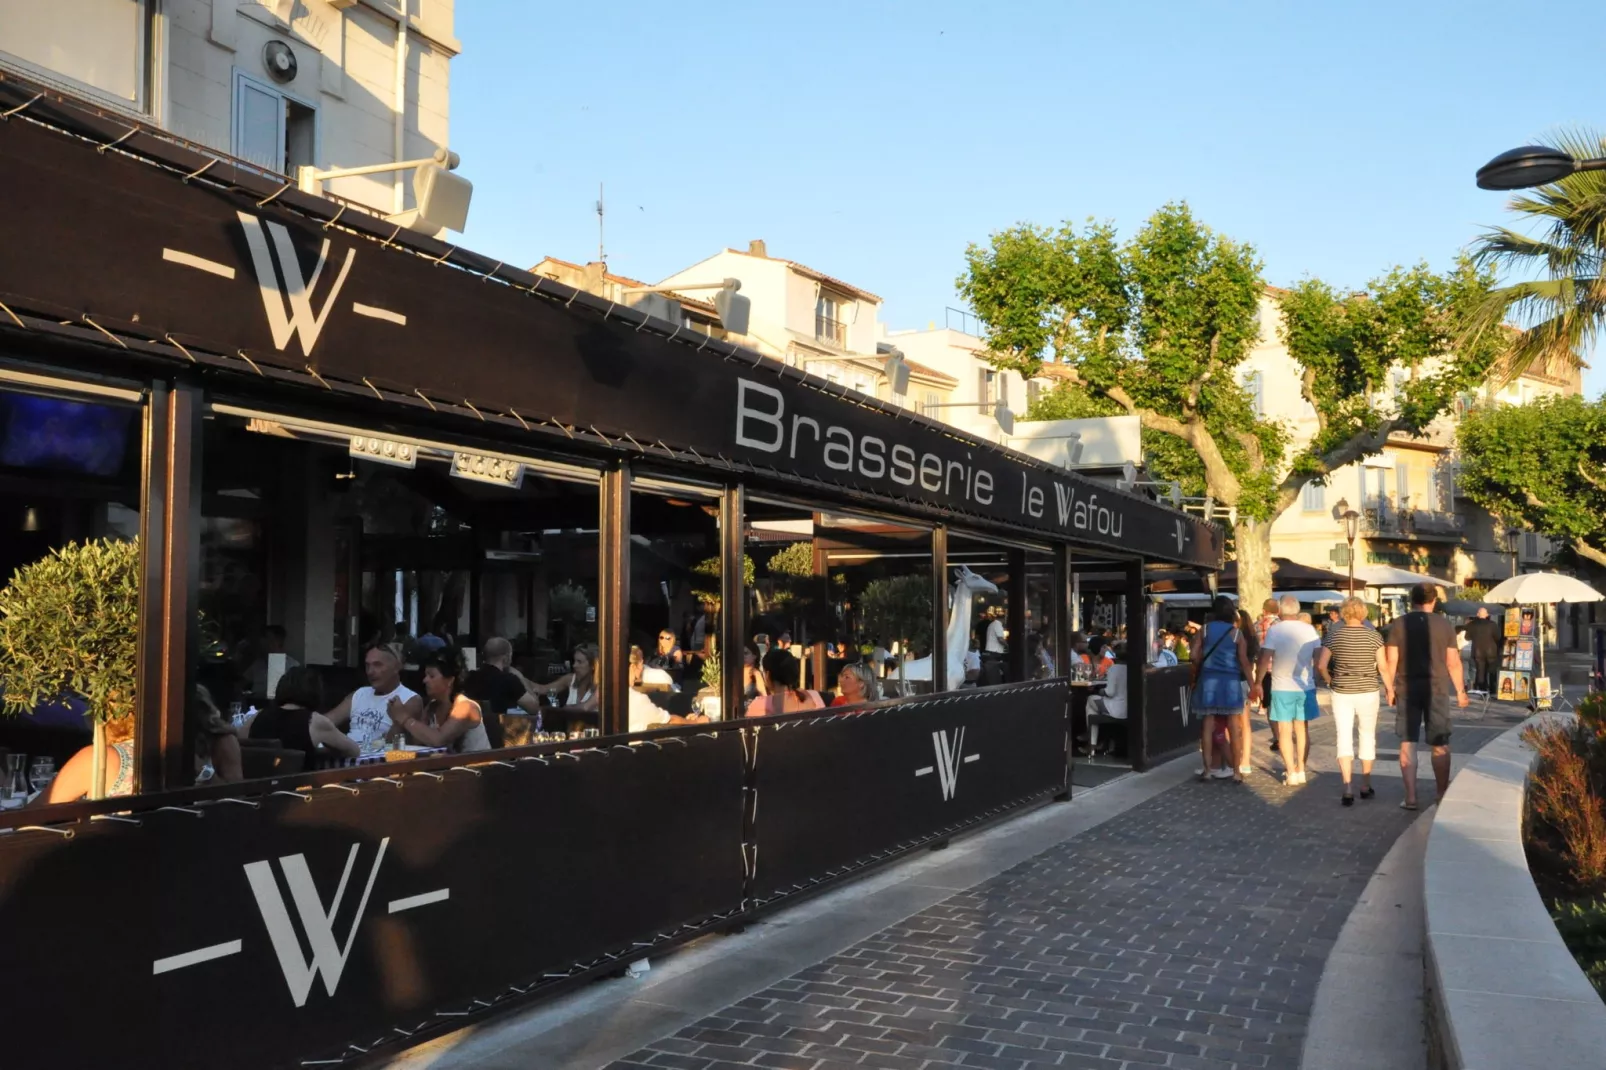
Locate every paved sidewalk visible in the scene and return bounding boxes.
[607,714,1505,1070]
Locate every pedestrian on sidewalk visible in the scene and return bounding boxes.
[1315,596,1390,806]
[1382,583,1468,810]
[1257,594,1321,785]
[1189,595,1256,783]
[1234,607,1262,778]
[1462,607,1501,694]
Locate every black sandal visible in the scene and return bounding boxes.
[1341,793,1354,807]
[1359,786,1375,800]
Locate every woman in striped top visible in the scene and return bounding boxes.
[1314,597,1392,806]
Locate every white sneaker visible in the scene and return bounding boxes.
[1287,771,1305,786]
[1211,767,1235,780]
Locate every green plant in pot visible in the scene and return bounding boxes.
[0,538,140,799]
[860,575,933,690]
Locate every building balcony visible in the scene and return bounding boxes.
[814,315,848,348]
[1361,503,1465,542]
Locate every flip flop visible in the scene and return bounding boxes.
[1400,800,1418,811]
[1359,786,1375,800]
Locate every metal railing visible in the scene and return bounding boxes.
[814,315,847,347]
[1361,502,1463,537]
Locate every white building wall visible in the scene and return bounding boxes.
[884,326,1034,444]
[0,0,457,219]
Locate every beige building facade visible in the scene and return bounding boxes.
[0,0,458,218]
[1241,287,1582,592]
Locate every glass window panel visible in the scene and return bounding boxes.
[0,0,146,107]
[199,410,602,780]
[743,499,934,709]
[235,76,284,172]
[629,479,723,729]
[0,381,144,806]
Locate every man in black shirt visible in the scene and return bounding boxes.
[1461,607,1501,693]
[461,636,540,749]
[1383,584,1469,810]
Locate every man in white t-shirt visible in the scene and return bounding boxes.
[1255,595,1321,785]
[326,645,423,747]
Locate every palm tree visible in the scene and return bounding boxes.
[1470,128,1606,381]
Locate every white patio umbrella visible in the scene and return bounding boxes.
[1354,563,1436,587]
[1483,572,1605,605]
[1482,571,1604,699]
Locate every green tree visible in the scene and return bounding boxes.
[961,204,1282,605]
[1277,260,1506,512]
[0,538,139,724]
[1469,128,1606,379]
[1457,393,1606,568]
[962,203,1502,607]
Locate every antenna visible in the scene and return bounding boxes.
[595,181,605,263]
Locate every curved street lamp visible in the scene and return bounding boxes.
[1334,496,1361,595]
[1475,145,1606,190]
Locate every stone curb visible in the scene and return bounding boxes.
[1424,712,1606,1069]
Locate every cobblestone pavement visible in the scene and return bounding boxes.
[608,714,1506,1070]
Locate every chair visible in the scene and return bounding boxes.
[241,747,307,779]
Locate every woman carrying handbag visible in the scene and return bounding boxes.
[1190,595,1259,783]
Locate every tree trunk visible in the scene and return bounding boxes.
[89,720,106,801]
[1234,519,1274,614]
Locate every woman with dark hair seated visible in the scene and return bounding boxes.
[242,667,358,769]
[745,648,824,717]
[393,651,491,753]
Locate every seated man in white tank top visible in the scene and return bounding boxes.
[324,645,422,745]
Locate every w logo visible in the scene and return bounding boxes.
[237,210,355,357]
[915,727,979,801]
[1178,686,1191,727]
[244,837,389,1007]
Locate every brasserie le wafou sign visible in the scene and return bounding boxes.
[0,110,1221,568]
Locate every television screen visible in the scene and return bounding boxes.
[0,393,134,478]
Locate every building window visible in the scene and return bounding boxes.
[1026,380,1042,412]
[977,369,996,416]
[920,390,940,416]
[1244,371,1264,417]
[814,294,845,347]
[1396,464,1410,507]
[852,375,871,396]
[1525,532,1540,560]
[0,0,153,113]
[232,71,318,176]
[1302,482,1325,513]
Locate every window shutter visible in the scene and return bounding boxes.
[977,369,990,415]
[1027,380,1040,410]
[998,374,1009,410]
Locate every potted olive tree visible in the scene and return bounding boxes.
[0,538,140,799]
[860,575,933,696]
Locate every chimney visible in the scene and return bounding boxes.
[748,239,767,258]
[583,261,607,295]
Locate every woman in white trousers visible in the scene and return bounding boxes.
[1314,597,1393,806]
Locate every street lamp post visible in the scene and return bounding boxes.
[1336,496,1360,595]
[1476,145,1606,190]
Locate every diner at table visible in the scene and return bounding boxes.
[323,644,423,747]
[392,652,492,753]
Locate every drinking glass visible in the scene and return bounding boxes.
[0,753,27,808]
[29,757,55,794]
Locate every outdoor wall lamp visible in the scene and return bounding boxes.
[622,278,750,334]
[795,347,912,397]
[297,147,473,233]
[1475,145,1606,190]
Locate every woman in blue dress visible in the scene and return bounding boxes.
[1190,595,1259,783]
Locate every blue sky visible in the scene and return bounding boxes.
[450,0,1606,396]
